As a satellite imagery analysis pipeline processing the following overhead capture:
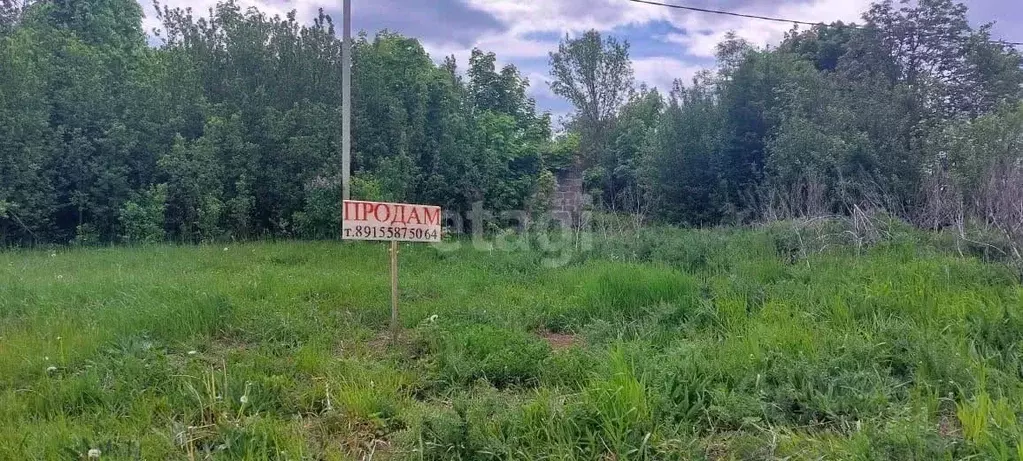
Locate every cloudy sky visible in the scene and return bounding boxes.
[142,0,1023,117]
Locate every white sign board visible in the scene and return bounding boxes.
[343,200,442,243]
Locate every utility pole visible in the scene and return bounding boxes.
[341,0,351,202]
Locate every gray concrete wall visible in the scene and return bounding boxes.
[552,166,585,225]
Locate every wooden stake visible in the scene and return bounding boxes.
[389,240,399,341]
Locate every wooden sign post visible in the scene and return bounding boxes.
[342,200,442,341]
[389,240,399,339]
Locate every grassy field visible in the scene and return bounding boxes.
[2,226,1023,460]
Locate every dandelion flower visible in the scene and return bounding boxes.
[87,448,101,458]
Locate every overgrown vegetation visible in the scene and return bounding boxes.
[4,0,1023,252]
[2,226,1023,459]
[0,0,551,244]
[565,0,1023,232]
[4,0,1023,457]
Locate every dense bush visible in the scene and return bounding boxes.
[118,184,167,244]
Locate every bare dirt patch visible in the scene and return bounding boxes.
[538,330,580,350]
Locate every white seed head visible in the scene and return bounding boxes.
[239,395,249,404]
[187,350,197,356]
[46,366,57,373]
[87,448,101,458]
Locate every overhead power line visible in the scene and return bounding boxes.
[628,0,820,26]
[627,0,1023,47]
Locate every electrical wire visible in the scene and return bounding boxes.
[621,0,1023,47]
[628,0,821,26]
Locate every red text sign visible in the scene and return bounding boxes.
[343,200,442,242]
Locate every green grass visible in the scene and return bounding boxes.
[2,226,1023,459]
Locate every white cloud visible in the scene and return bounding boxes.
[421,0,668,65]
[464,0,670,35]
[422,34,556,64]
[658,0,872,58]
[524,71,554,99]
[143,0,875,99]
[442,0,873,91]
[142,0,311,41]
[632,56,704,91]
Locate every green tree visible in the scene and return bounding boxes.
[595,87,662,211]
[0,20,55,243]
[0,0,22,36]
[549,30,633,164]
[641,76,724,224]
[119,183,167,243]
[714,38,817,220]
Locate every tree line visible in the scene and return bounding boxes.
[1,0,1022,245]
[0,0,551,244]
[555,0,1023,234]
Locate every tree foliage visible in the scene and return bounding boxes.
[0,0,552,244]
[557,0,1023,226]
[549,30,634,165]
[2,0,1022,244]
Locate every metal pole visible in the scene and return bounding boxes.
[341,0,351,202]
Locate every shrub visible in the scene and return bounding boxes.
[119,184,167,244]
[71,223,101,246]
[293,174,382,239]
